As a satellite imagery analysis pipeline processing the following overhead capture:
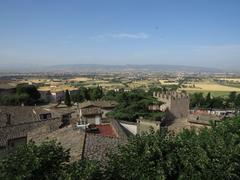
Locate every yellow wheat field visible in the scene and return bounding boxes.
[68,77,92,82]
[181,82,240,92]
[38,85,78,92]
[159,79,178,85]
[219,78,240,82]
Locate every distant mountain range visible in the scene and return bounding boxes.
[0,63,228,74]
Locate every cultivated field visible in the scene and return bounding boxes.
[181,80,240,96]
[182,83,240,92]
[38,85,78,92]
[159,79,179,85]
[68,77,92,82]
[219,78,240,82]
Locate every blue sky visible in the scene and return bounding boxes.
[0,0,240,69]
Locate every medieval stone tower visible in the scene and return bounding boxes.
[153,91,189,119]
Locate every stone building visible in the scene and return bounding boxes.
[80,107,102,125]
[0,104,129,163]
[0,106,67,156]
[79,101,118,125]
[50,91,65,103]
[82,119,128,162]
[153,91,189,119]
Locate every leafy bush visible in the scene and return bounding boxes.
[104,89,164,121]
[0,141,70,180]
[2,117,240,179]
[105,116,240,179]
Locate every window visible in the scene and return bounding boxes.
[39,113,51,120]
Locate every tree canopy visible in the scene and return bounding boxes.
[64,90,72,107]
[71,86,103,103]
[0,141,70,180]
[103,89,164,121]
[105,116,240,179]
[189,91,240,109]
[0,84,41,106]
[16,84,41,101]
[2,117,240,179]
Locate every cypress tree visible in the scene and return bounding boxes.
[64,90,71,107]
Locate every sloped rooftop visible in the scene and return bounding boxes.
[28,125,85,162]
[0,118,62,147]
[0,106,58,127]
[83,133,126,162]
[81,107,102,116]
[96,124,117,137]
[79,100,118,109]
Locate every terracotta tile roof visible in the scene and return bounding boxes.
[96,124,117,137]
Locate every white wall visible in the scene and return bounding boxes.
[120,122,137,135]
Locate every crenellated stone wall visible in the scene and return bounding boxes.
[153,91,189,119]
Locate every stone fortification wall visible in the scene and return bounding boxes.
[153,91,189,119]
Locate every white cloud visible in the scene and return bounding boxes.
[90,32,150,40]
[109,32,149,39]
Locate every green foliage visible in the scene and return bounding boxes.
[0,93,29,106]
[62,160,102,180]
[71,86,103,103]
[190,92,234,109]
[71,86,88,103]
[0,85,41,105]
[16,84,41,101]
[105,130,172,179]
[88,86,103,100]
[148,85,178,95]
[0,141,102,180]
[2,117,240,179]
[190,91,240,109]
[230,91,240,109]
[235,94,240,108]
[104,89,164,121]
[0,141,70,180]
[229,91,237,103]
[190,92,205,108]
[64,90,72,107]
[105,116,240,179]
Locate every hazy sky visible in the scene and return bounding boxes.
[0,0,240,69]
